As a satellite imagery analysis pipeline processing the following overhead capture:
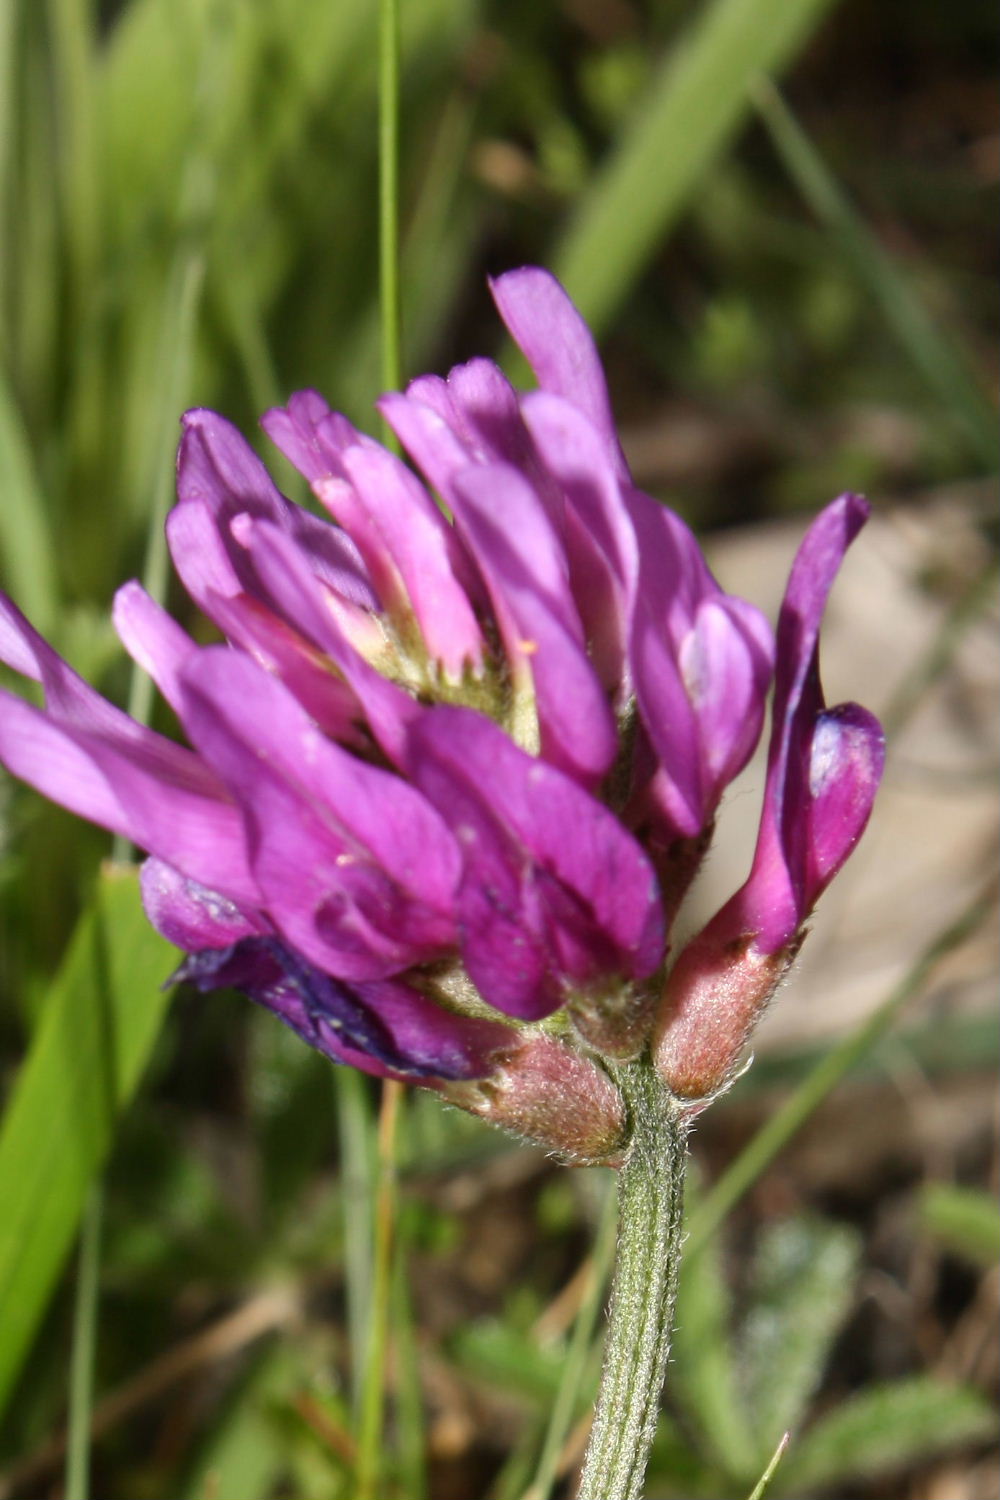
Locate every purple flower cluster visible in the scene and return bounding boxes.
[0,269,883,1158]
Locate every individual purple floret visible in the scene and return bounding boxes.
[653,494,885,1099]
[0,268,883,1156]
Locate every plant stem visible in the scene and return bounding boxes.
[575,1060,688,1500]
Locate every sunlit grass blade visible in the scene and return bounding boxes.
[754,81,997,470]
[0,865,176,1419]
[686,883,995,1258]
[553,0,841,333]
[745,1432,789,1500]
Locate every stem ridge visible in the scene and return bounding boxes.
[576,1062,688,1500]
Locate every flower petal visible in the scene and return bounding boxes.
[178,648,459,980]
[174,936,513,1081]
[112,582,200,716]
[805,703,885,892]
[261,388,375,484]
[627,489,774,835]
[178,408,375,607]
[140,857,266,948]
[680,595,773,789]
[713,494,884,952]
[0,689,258,904]
[230,515,420,767]
[489,267,629,482]
[324,442,485,678]
[409,707,664,1019]
[520,390,638,693]
[0,591,224,795]
[450,462,618,784]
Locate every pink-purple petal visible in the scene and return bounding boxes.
[378,389,477,511]
[174,936,514,1081]
[112,582,200,716]
[261,389,376,484]
[449,462,618,784]
[0,592,221,793]
[178,649,458,980]
[489,267,629,482]
[521,390,639,686]
[331,444,485,677]
[409,707,664,1018]
[719,494,884,952]
[0,691,257,904]
[178,408,375,607]
[232,515,420,767]
[140,857,266,949]
[680,596,773,789]
[805,704,885,891]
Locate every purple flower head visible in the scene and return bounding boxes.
[0,268,882,1148]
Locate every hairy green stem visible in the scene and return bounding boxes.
[576,1061,688,1500]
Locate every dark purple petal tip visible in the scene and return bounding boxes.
[172,936,514,1081]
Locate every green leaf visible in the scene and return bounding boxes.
[0,864,175,1418]
[183,1342,296,1500]
[553,0,842,333]
[739,1216,861,1466]
[919,1183,1000,1269]
[451,1320,565,1408]
[777,1377,997,1493]
[672,1216,756,1479]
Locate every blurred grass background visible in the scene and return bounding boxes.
[0,1,996,1497]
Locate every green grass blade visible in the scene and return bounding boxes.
[0,366,58,631]
[378,0,401,402]
[45,0,102,312]
[553,0,841,332]
[392,1252,427,1500]
[0,864,176,1418]
[355,1082,402,1500]
[64,1186,103,1500]
[754,81,997,469]
[121,246,205,742]
[745,1433,790,1500]
[335,1067,375,1417]
[0,0,20,348]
